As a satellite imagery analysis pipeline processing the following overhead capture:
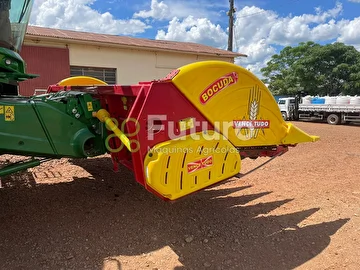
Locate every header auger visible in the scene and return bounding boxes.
[0,0,319,201]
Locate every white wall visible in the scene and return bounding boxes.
[23,38,234,85]
[69,44,233,84]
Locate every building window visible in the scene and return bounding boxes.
[70,66,116,84]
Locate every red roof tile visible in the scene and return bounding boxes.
[26,25,246,58]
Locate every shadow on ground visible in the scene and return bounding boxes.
[0,157,350,270]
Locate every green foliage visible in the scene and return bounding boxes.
[261,41,360,96]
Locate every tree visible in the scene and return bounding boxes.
[261,41,360,96]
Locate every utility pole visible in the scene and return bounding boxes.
[227,0,235,51]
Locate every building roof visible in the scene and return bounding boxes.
[26,25,246,58]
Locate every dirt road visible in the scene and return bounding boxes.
[0,122,359,270]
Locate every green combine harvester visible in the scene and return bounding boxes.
[0,0,108,177]
[0,0,36,95]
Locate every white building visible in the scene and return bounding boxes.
[20,26,246,96]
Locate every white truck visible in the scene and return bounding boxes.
[277,96,360,125]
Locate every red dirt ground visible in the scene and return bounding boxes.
[0,121,359,270]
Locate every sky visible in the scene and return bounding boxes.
[29,0,360,77]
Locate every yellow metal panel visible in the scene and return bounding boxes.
[170,61,318,146]
[281,123,319,144]
[57,76,108,86]
[144,130,241,200]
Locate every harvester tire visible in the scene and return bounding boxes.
[327,114,340,125]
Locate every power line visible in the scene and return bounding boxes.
[227,1,268,52]
[234,0,301,19]
[236,10,268,18]
[231,0,301,51]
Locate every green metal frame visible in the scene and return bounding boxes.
[0,47,37,84]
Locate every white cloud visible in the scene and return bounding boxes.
[348,0,360,3]
[234,39,277,77]
[155,2,358,78]
[133,0,169,20]
[231,4,343,48]
[156,16,228,48]
[310,20,340,41]
[228,4,345,76]
[28,0,360,78]
[30,0,150,35]
[133,0,225,21]
[337,17,360,49]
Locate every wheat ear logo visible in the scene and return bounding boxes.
[248,88,260,139]
[233,86,270,139]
